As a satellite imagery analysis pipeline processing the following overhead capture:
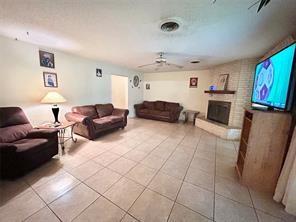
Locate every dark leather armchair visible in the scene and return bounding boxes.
[134,101,183,122]
[65,103,129,140]
[0,107,58,179]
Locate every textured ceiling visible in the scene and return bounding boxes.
[0,0,296,73]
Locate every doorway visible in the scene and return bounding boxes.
[111,75,128,109]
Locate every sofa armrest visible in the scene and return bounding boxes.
[0,143,17,153]
[65,112,93,125]
[169,106,183,121]
[112,108,129,117]
[26,129,58,139]
[177,106,183,115]
[134,103,144,110]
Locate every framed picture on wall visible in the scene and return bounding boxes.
[96,68,102,77]
[146,83,150,90]
[39,50,55,68]
[189,77,198,88]
[133,75,140,87]
[43,72,58,88]
[217,74,229,90]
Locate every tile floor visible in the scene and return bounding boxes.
[0,118,296,222]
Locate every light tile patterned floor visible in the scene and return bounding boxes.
[0,118,296,222]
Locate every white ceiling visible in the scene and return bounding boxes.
[0,0,295,73]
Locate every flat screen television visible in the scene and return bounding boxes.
[251,42,296,111]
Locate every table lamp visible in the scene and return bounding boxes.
[41,92,66,125]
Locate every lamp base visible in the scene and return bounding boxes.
[52,106,60,125]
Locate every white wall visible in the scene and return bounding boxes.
[143,70,213,115]
[0,36,142,125]
[111,75,128,109]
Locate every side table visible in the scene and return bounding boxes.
[36,122,77,149]
[183,110,200,125]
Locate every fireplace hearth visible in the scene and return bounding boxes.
[207,100,231,125]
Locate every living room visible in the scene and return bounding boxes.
[1,1,296,222]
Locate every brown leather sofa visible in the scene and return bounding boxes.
[134,101,183,122]
[65,103,129,140]
[0,107,59,179]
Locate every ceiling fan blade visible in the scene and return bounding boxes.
[257,0,269,12]
[248,0,260,10]
[264,0,271,5]
[166,62,183,69]
[138,62,157,68]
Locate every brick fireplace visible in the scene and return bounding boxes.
[195,58,258,140]
[208,58,258,127]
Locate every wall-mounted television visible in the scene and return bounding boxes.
[251,42,296,111]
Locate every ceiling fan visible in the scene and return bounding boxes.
[138,52,183,70]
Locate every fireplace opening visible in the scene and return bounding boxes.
[207,100,231,125]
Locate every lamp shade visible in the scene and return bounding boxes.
[41,92,66,104]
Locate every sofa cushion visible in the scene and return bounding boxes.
[95,104,114,118]
[149,110,169,117]
[143,101,154,110]
[150,110,170,117]
[72,105,98,119]
[160,111,170,117]
[0,124,32,143]
[93,117,112,129]
[138,108,149,114]
[108,116,124,123]
[155,101,165,111]
[165,102,180,111]
[14,138,49,153]
[0,107,31,128]
[159,111,170,117]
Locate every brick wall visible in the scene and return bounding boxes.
[233,59,258,126]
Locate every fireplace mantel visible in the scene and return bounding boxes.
[204,90,236,94]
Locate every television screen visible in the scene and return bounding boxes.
[252,43,296,110]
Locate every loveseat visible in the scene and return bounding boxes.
[65,103,129,140]
[134,101,183,122]
[0,107,59,178]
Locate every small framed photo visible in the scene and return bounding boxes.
[43,72,58,88]
[96,68,102,77]
[189,77,198,88]
[217,74,229,90]
[39,50,55,68]
[146,83,150,90]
